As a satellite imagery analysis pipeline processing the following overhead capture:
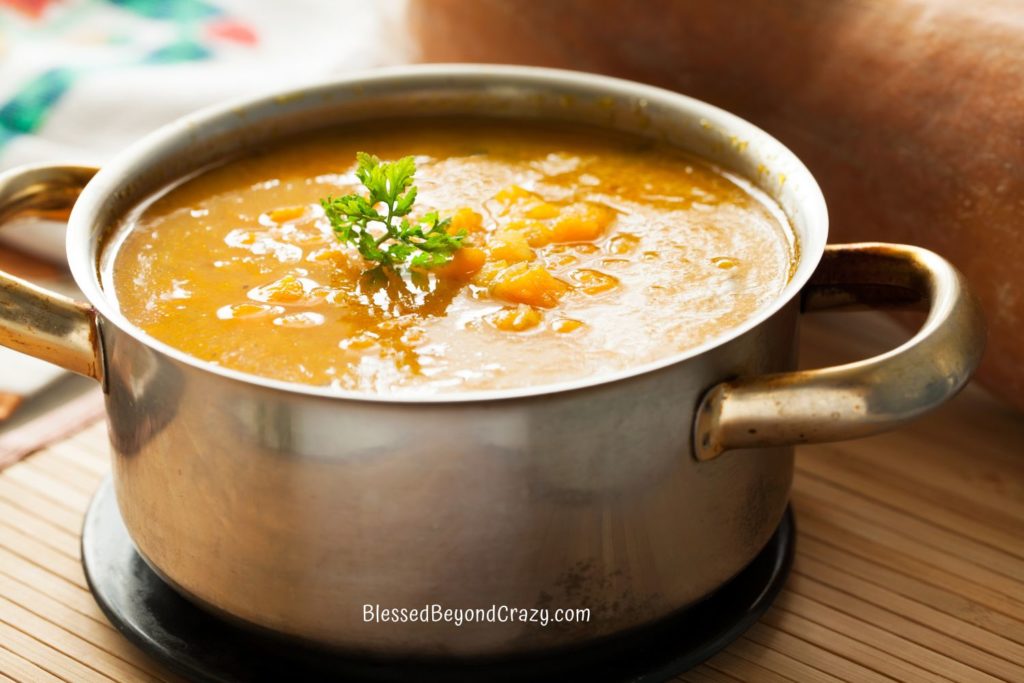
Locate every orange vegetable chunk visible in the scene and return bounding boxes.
[494,185,539,205]
[448,207,484,234]
[267,206,306,223]
[525,202,560,219]
[258,274,307,303]
[433,246,486,280]
[488,304,543,331]
[552,318,585,333]
[491,263,570,308]
[547,203,615,244]
[488,232,535,263]
[572,269,620,295]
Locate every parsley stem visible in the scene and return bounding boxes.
[375,204,396,246]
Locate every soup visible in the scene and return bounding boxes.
[106,119,796,394]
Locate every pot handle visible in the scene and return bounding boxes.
[693,242,985,461]
[0,164,103,382]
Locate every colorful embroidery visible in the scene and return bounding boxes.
[205,18,258,45]
[105,0,220,21]
[145,39,213,63]
[0,0,257,151]
[0,0,55,19]
[0,68,75,145]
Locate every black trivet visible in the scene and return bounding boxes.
[82,477,793,682]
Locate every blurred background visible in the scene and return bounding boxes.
[1,0,1021,458]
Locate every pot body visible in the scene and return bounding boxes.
[102,303,797,655]
[77,67,823,656]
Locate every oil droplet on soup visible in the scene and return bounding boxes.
[106,119,796,394]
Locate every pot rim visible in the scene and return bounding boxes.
[68,63,828,404]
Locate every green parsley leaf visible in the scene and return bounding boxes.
[321,153,466,269]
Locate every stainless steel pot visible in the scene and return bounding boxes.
[0,65,984,657]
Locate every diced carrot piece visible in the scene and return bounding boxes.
[217,302,279,320]
[448,207,484,235]
[572,269,619,295]
[502,219,551,248]
[309,247,347,266]
[488,232,535,263]
[546,252,578,268]
[552,318,585,333]
[525,202,560,219]
[547,203,615,243]
[262,275,306,303]
[230,303,266,317]
[494,185,539,204]
[268,206,306,223]
[488,304,542,332]
[472,260,509,287]
[524,225,554,247]
[491,263,570,308]
[433,247,487,280]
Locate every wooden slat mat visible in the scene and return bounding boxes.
[0,313,1022,682]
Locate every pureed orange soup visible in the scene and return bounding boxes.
[106,119,797,394]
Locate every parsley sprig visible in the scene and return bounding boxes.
[320,153,466,269]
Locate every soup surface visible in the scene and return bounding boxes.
[107,119,796,394]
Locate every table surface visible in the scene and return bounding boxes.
[0,312,1021,683]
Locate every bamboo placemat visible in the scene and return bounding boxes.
[0,313,1022,682]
